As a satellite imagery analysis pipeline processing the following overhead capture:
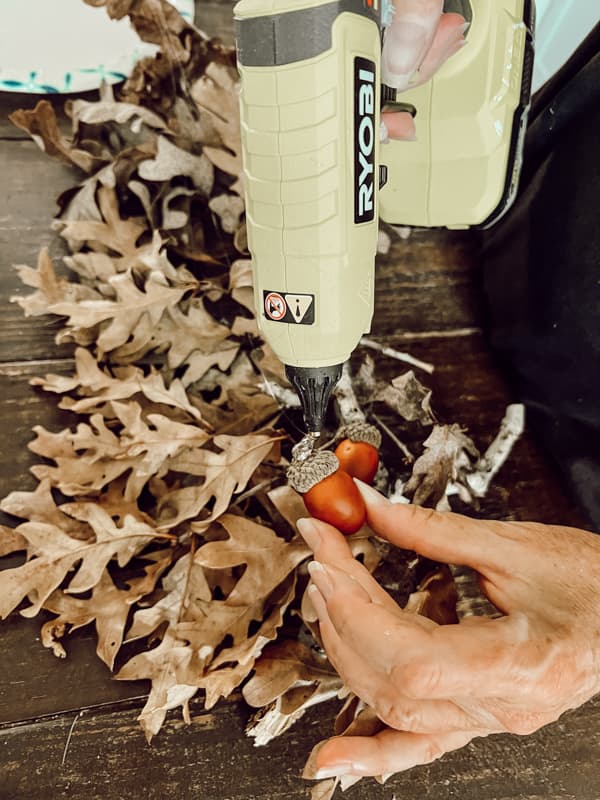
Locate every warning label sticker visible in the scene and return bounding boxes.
[263,291,315,325]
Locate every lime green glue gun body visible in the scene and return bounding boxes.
[234,0,534,434]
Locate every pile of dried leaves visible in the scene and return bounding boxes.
[0,2,524,797]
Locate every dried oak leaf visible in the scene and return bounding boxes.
[126,551,211,642]
[30,401,211,502]
[196,574,298,709]
[117,626,198,740]
[405,424,479,509]
[50,269,195,356]
[195,514,310,605]
[12,248,100,317]
[376,369,435,425]
[193,388,280,437]
[155,302,236,370]
[244,640,341,746]
[0,526,27,557]
[89,0,233,119]
[191,62,242,185]
[9,100,105,173]
[53,185,147,256]
[120,515,306,738]
[138,135,214,194]
[0,504,163,619]
[209,194,245,235]
[0,479,92,540]
[404,566,459,625]
[64,230,191,292]
[160,432,282,530]
[33,347,206,423]
[67,93,167,136]
[84,0,200,56]
[42,554,171,666]
[244,640,338,709]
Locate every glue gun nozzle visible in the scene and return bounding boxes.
[285,364,343,435]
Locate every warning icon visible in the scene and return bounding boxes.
[285,294,313,323]
[264,292,287,321]
[262,290,315,325]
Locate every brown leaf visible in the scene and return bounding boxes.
[68,95,167,134]
[54,186,147,256]
[243,640,337,709]
[0,478,91,539]
[42,555,171,666]
[0,525,27,557]
[9,101,104,173]
[30,401,211,501]
[12,248,100,317]
[199,575,298,709]
[409,566,459,625]
[49,270,194,356]
[160,433,281,529]
[195,514,310,604]
[193,388,281,436]
[209,194,245,235]
[116,627,198,741]
[376,369,435,425]
[405,424,479,508]
[33,347,207,423]
[0,504,163,619]
[138,136,214,194]
[191,62,242,180]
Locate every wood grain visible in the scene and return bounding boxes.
[0,142,76,363]
[2,694,600,800]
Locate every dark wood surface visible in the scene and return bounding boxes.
[0,3,597,799]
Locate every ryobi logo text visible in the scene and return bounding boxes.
[354,56,376,225]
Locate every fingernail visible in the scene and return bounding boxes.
[382,21,427,90]
[314,761,371,779]
[297,517,322,551]
[314,765,354,779]
[307,560,335,599]
[460,21,471,35]
[379,120,390,144]
[354,479,389,506]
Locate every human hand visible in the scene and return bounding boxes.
[382,0,468,140]
[297,482,600,779]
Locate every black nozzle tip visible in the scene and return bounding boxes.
[285,363,343,433]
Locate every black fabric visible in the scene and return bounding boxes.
[481,25,600,529]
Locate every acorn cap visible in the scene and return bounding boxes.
[287,449,339,494]
[341,421,382,449]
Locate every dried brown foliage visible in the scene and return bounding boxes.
[1,1,520,795]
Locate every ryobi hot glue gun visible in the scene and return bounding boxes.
[234,0,534,435]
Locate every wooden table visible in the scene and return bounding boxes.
[1,3,599,798]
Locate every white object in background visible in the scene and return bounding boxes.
[533,0,600,92]
[0,0,195,94]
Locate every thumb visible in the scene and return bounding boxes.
[355,480,512,573]
[382,0,444,90]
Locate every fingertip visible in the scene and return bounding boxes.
[381,110,417,141]
[308,583,329,621]
[354,479,390,507]
[296,517,322,551]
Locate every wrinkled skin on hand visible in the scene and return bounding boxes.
[382,0,468,140]
[297,482,600,780]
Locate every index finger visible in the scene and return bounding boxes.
[297,517,400,613]
[355,481,513,574]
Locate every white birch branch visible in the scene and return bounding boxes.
[359,337,435,374]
